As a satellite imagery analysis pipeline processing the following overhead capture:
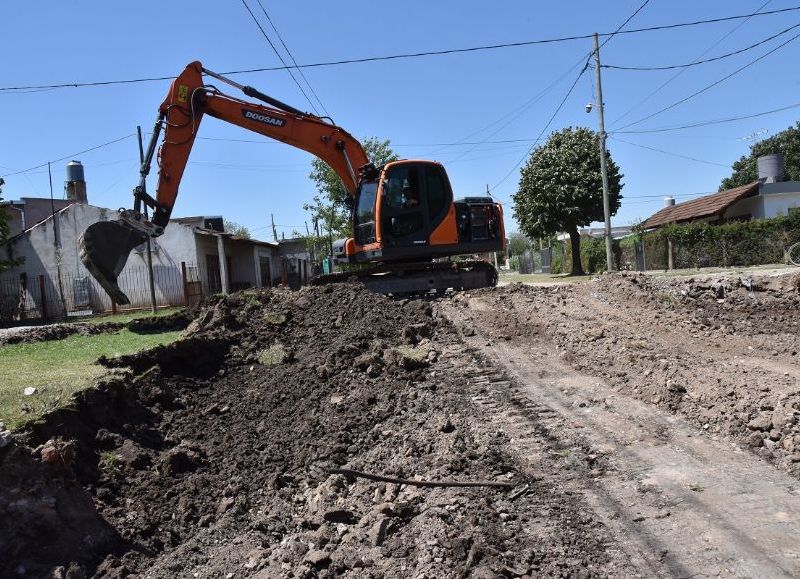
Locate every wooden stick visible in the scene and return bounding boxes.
[328,468,514,489]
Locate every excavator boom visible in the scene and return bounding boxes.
[80,62,369,303]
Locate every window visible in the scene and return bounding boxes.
[382,166,426,240]
[425,165,448,220]
[383,166,421,210]
[354,181,378,244]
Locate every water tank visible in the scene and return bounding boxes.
[757,154,784,183]
[66,160,85,183]
[65,160,87,203]
[664,196,675,207]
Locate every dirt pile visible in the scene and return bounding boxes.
[1,284,630,578]
[459,272,800,476]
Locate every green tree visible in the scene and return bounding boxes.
[720,122,800,190]
[223,220,251,239]
[507,232,532,258]
[513,127,623,275]
[304,137,399,244]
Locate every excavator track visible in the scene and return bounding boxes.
[310,260,498,295]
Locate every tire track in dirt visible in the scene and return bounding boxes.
[441,293,800,579]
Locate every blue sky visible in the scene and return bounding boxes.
[2,1,800,239]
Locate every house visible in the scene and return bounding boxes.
[643,154,800,229]
[0,161,313,320]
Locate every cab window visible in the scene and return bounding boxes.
[354,181,378,244]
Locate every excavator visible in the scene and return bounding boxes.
[79,61,506,304]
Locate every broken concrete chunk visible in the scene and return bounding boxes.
[258,343,290,366]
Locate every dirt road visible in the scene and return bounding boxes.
[2,273,799,577]
[441,271,800,578]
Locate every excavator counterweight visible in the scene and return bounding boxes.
[80,62,505,304]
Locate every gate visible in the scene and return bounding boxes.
[540,247,552,273]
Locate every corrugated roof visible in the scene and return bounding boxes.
[643,182,759,229]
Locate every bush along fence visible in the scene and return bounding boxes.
[621,211,800,271]
[534,212,800,276]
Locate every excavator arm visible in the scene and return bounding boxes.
[80,61,370,304]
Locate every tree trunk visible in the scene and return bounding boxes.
[568,226,585,276]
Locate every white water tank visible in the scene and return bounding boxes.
[757,154,785,183]
[664,196,675,207]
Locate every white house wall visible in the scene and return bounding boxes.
[3,204,205,314]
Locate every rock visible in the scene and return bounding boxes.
[217,496,235,514]
[158,446,202,476]
[745,431,764,448]
[0,430,10,449]
[23,386,37,396]
[439,417,455,433]
[258,343,290,366]
[462,326,476,337]
[303,549,331,569]
[747,414,773,432]
[323,509,356,524]
[369,516,391,547]
[116,439,148,469]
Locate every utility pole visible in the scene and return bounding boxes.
[138,126,158,313]
[593,32,615,272]
[271,213,278,242]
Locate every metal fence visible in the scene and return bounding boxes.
[0,263,205,323]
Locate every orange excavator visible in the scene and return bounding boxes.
[79,62,505,304]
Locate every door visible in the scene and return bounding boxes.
[380,164,428,248]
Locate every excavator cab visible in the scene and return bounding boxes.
[337,159,504,265]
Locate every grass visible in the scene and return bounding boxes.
[76,306,183,326]
[0,328,182,429]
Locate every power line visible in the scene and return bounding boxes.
[604,21,800,70]
[255,0,330,117]
[0,134,135,178]
[3,5,800,93]
[487,0,651,196]
[599,0,651,48]
[609,136,729,167]
[489,58,592,193]
[444,53,590,163]
[609,0,773,127]
[615,28,800,130]
[611,101,800,134]
[239,0,321,115]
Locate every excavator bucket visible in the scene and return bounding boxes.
[79,220,149,305]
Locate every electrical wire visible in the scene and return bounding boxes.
[443,53,590,163]
[609,0,773,127]
[599,0,651,48]
[239,0,321,115]
[604,21,800,70]
[609,136,729,167]
[3,5,799,93]
[489,58,592,193]
[615,28,800,130]
[255,0,330,117]
[610,101,800,134]
[0,134,135,178]
[486,0,651,197]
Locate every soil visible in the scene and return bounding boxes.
[4,271,800,578]
[456,272,800,478]
[0,310,193,346]
[0,284,634,578]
